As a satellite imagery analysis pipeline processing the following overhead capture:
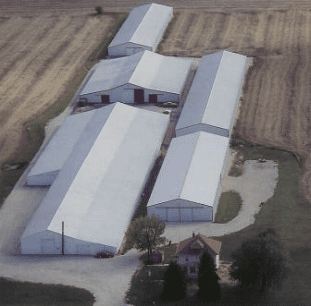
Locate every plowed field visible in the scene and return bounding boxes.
[1,0,311,17]
[0,15,114,167]
[160,8,311,202]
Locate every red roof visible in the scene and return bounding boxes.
[175,234,222,256]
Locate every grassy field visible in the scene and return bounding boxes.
[214,137,311,306]
[214,191,243,223]
[0,277,94,305]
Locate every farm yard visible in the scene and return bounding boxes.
[0,1,311,305]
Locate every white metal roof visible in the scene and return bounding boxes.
[22,103,169,251]
[176,51,247,132]
[27,110,95,185]
[108,3,173,48]
[80,50,192,96]
[147,131,229,208]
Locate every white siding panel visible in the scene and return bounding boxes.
[180,208,192,221]
[167,208,180,222]
[192,207,213,221]
[148,207,167,221]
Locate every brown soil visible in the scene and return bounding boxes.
[1,1,311,17]
[160,8,311,202]
[0,15,115,167]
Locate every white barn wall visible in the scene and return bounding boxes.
[148,202,214,222]
[27,170,59,186]
[82,84,180,104]
[21,231,116,255]
[175,123,228,138]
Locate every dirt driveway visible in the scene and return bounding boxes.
[0,252,141,306]
[163,151,279,243]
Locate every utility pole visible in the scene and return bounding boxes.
[62,221,64,255]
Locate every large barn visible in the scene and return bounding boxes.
[175,51,248,138]
[26,110,94,186]
[21,103,170,255]
[108,3,173,57]
[79,50,192,104]
[147,131,230,222]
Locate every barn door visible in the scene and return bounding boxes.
[149,94,157,103]
[180,208,192,222]
[41,239,55,254]
[134,89,144,104]
[167,208,180,222]
[101,95,110,103]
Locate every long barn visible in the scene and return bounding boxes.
[108,3,173,57]
[147,131,230,222]
[26,110,94,186]
[175,51,248,138]
[21,103,169,255]
[79,50,192,104]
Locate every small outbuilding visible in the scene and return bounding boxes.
[108,3,173,57]
[176,233,222,278]
[21,103,170,255]
[79,50,192,104]
[147,131,230,222]
[175,51,248,138]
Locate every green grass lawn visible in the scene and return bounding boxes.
[215,137,311,306]
[214,191,243,223]
[0,277,94,305]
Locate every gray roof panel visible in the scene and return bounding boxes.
[176,51,247,132]
[109,3,173,49]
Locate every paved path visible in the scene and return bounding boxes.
[0,251,141,306]
[163,158,279,242]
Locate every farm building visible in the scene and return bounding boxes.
[21,103,170,255]
[108,3,173,57]
[147,131,230,222]
[26,110,94,186]
[176,233,222,278]
[175,51,248,138]
[79,50,192,104]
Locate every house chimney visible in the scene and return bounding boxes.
[192,232,195,238]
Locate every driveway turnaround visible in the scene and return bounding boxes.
[163,157,279,242]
